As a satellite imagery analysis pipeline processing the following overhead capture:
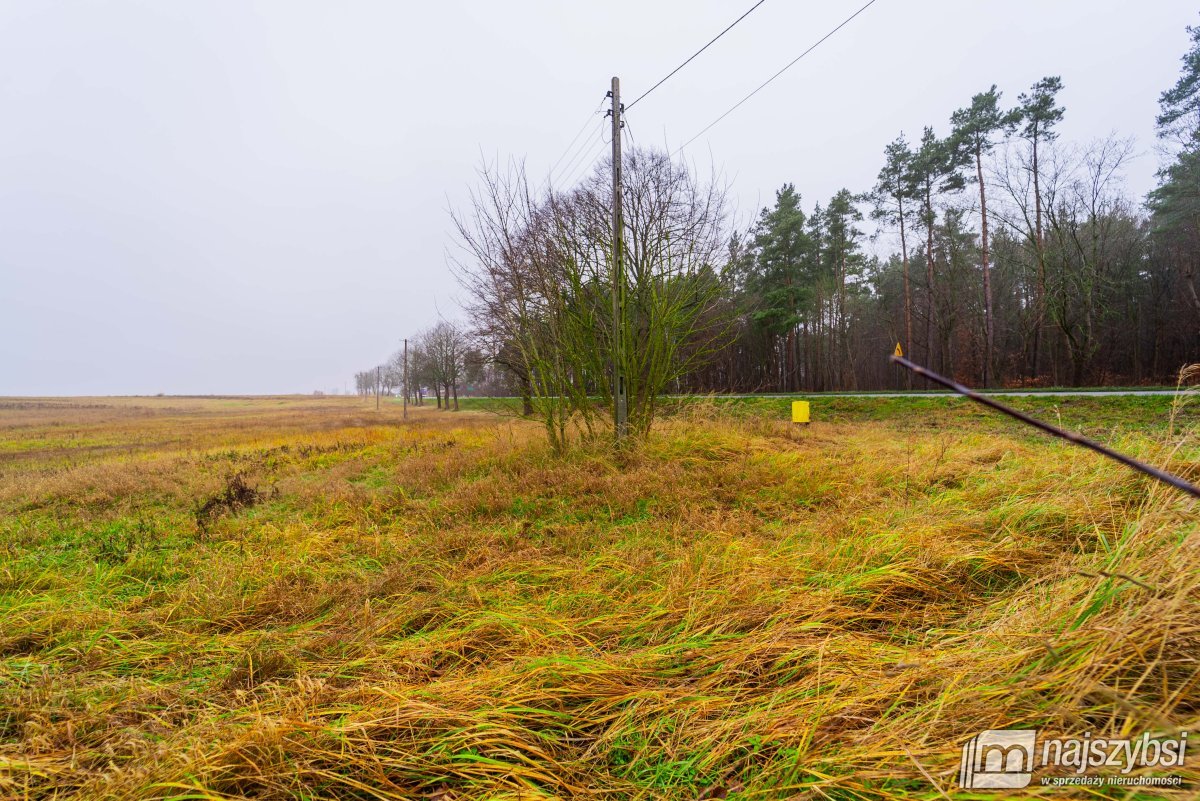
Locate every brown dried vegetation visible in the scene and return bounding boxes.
[0,394,1196,798]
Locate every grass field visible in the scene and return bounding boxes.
[1,394,1198,799]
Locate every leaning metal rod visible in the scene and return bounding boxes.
[891,355,1200,500]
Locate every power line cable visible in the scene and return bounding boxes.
[564,113,616,188]
[546,98,606,181]
[539,99,607,198]
[626,0,769,111]
[559,137,610,191]
[551,124,602,189]
[553,119,607,192]
[675,0,880,154]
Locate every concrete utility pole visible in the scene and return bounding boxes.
[402,338,408,420]
[375,365,381,411]
[609,76,629,442]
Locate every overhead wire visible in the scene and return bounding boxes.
[545,0,788,192]
[674,0,881,155]
[559,133,610,190]
[543,98,607,193]
[555,117,608,191]
[625,0,769,111]
[547,98,605,176]
[553,128,601,188]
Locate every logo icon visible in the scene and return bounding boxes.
[959,729,1037,789]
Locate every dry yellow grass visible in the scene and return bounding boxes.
[0,394,1197,799]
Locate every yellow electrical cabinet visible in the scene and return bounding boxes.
[791,400,810,424]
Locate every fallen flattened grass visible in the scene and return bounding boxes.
[0,395,1197,798]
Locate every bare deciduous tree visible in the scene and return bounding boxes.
[451,148,732,450]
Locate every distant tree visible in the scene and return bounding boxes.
[823,189,865,387]
[419,321,466,411]
[748,184,813,390]
[409,342,436,406]
[384,350,407,398]
[911,127,968,371]
[951,86,1019,385]
[1156,16,1200,152]
[354,370,374,397]
[1044,136,1140,384]
[1149,148,1200,317]
[1151,17,1200,321]
[1016,76,1065,377]
[870,135,919,376]
[805,201,829,388]
[931,205,983,375]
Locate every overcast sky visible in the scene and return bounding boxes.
[1,0,1194,395]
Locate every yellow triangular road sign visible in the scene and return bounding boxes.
[893,342,904,358]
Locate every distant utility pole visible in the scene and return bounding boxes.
[375,365,381,411]
[609,76,628,442]
[402,338,409,420]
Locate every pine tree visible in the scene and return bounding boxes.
[749,185,813,390]
[870,135,919,380]
[1017,76,1065,379]
[1151,16,1200,316]
[950,86,1019,386]
[1156,16,1200,151]
[806,202,831,389]
[825,189,864,388]
[911,127,967,371]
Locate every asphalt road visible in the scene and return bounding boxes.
[738,390,1181,398]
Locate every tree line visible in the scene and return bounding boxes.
[353,321,496,410]
[696,61,1197,393]
[366,17,1199,444]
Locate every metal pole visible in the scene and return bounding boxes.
[610,77,628,442]
[403,338,409,420]
[891,355,1200,500]
[375,365,380,411]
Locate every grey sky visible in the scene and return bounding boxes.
[0,0,1193,395]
